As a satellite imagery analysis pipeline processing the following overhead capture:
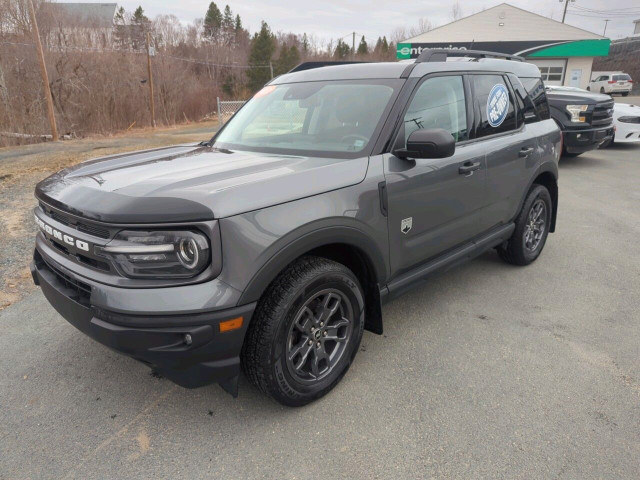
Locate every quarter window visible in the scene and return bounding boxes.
[402,75,468,146]
[520,77,551,121]
[472,74,517,138]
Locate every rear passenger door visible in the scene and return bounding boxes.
[470,73,539,226]
[384,74,493,275]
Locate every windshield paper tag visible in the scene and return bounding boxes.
[487,84,509,127]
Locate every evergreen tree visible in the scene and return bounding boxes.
[204,2,222,39]
[356,36,368,56]
[274,44,300,76]
[374,36,382,54]
[334,39,351,59]
[114,6,126,25]
[247,21,276,92]
[301,33,309,56]
[132,6,148,24]
[222,5,234,31]
[234,14,242,32]
[381,36,389,54]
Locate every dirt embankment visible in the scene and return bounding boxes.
[0,121,217,309]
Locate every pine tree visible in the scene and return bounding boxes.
[247,21,276,92]
[301,33,309,56]
[357,36,368,56]
[274,44,301,76]
[381,36,389,54]
[222,5,234,31]
[374,37,382,54]
[204,2,222,39]
[234,14,242,32]
[334,39,351,59]
[132,6,148,24]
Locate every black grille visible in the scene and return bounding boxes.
[40,203,111,239]
[36,251,92,305]
[591,100,614,127]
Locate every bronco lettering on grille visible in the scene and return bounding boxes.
[35,215,90,252]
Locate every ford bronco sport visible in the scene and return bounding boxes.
[31,49,561,406]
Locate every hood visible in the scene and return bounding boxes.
[36,144,369,223]
[545,89,611,104]
[614,103,640,116]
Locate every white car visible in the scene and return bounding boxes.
[588,73,633,96]
[601,103,640,147]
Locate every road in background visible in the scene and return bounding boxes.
[1,143,639,479]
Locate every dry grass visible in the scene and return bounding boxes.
[0,119,218,310]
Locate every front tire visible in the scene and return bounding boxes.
[498,185,552,266]
[600,87,605,94]
[241,256,365,406]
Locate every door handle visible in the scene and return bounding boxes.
[458,161,481,175]
[519,147,534,157]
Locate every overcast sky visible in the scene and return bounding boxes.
[112,0,638,42]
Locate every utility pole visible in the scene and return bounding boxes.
[603,19,610,36]
[269,61,274,79]
[561,0,575,24]
[146,32,156,128]
[352,32,356,59]
[28,0,58,141]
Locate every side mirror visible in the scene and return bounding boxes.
[393,128,455,159]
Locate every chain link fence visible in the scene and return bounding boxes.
[217,98,246,125]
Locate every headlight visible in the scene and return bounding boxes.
[565,104,588,122]
[97,230,210,278]
[618,116,640,124]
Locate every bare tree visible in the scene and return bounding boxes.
[450,1,463,21]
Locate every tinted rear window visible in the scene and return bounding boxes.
[613,74,631,81]
[520,77,550,121]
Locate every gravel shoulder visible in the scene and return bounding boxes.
[0,121,217,309]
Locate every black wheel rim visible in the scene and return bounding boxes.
[285,289,354,384]
[523,198,547,252]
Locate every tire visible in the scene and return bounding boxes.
[600,87,605,94]
[498,185,552,266]
[622,92,629,97]
[241,256,365,407]
[586,86,590,91]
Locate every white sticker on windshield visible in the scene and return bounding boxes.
[487,84,509,127]
[354,139,365,148]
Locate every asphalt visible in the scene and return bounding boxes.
[1,144,639,479]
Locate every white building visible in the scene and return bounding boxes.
[398,3,610,89]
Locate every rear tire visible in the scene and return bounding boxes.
[600,87,605,94]
[241,256,365,407]
[586,86,590,91]
[498,185,552,266]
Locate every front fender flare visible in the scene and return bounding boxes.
[237,224,388,306]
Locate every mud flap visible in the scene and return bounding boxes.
[219,375,239,397]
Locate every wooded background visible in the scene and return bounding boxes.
[0,0,429,146]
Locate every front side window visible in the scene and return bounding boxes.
[214,80,400,158]
[401,75,468,146]
[473,74,517,138]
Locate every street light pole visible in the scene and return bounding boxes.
[561,0,574,24]
[603,19,610,36]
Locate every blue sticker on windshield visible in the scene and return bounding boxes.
[487,84,509,127]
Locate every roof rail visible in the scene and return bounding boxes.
[288,61,369,73]
[415,49,524,63]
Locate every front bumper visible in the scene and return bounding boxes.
[563,125,614,153]
[31,245,255,393]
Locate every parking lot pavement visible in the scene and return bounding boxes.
[1,145,639,480]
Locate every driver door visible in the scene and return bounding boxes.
[384,74,492,275]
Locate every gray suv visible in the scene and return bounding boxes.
[31,50,561,406]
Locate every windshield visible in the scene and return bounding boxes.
[214,80,400,158]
